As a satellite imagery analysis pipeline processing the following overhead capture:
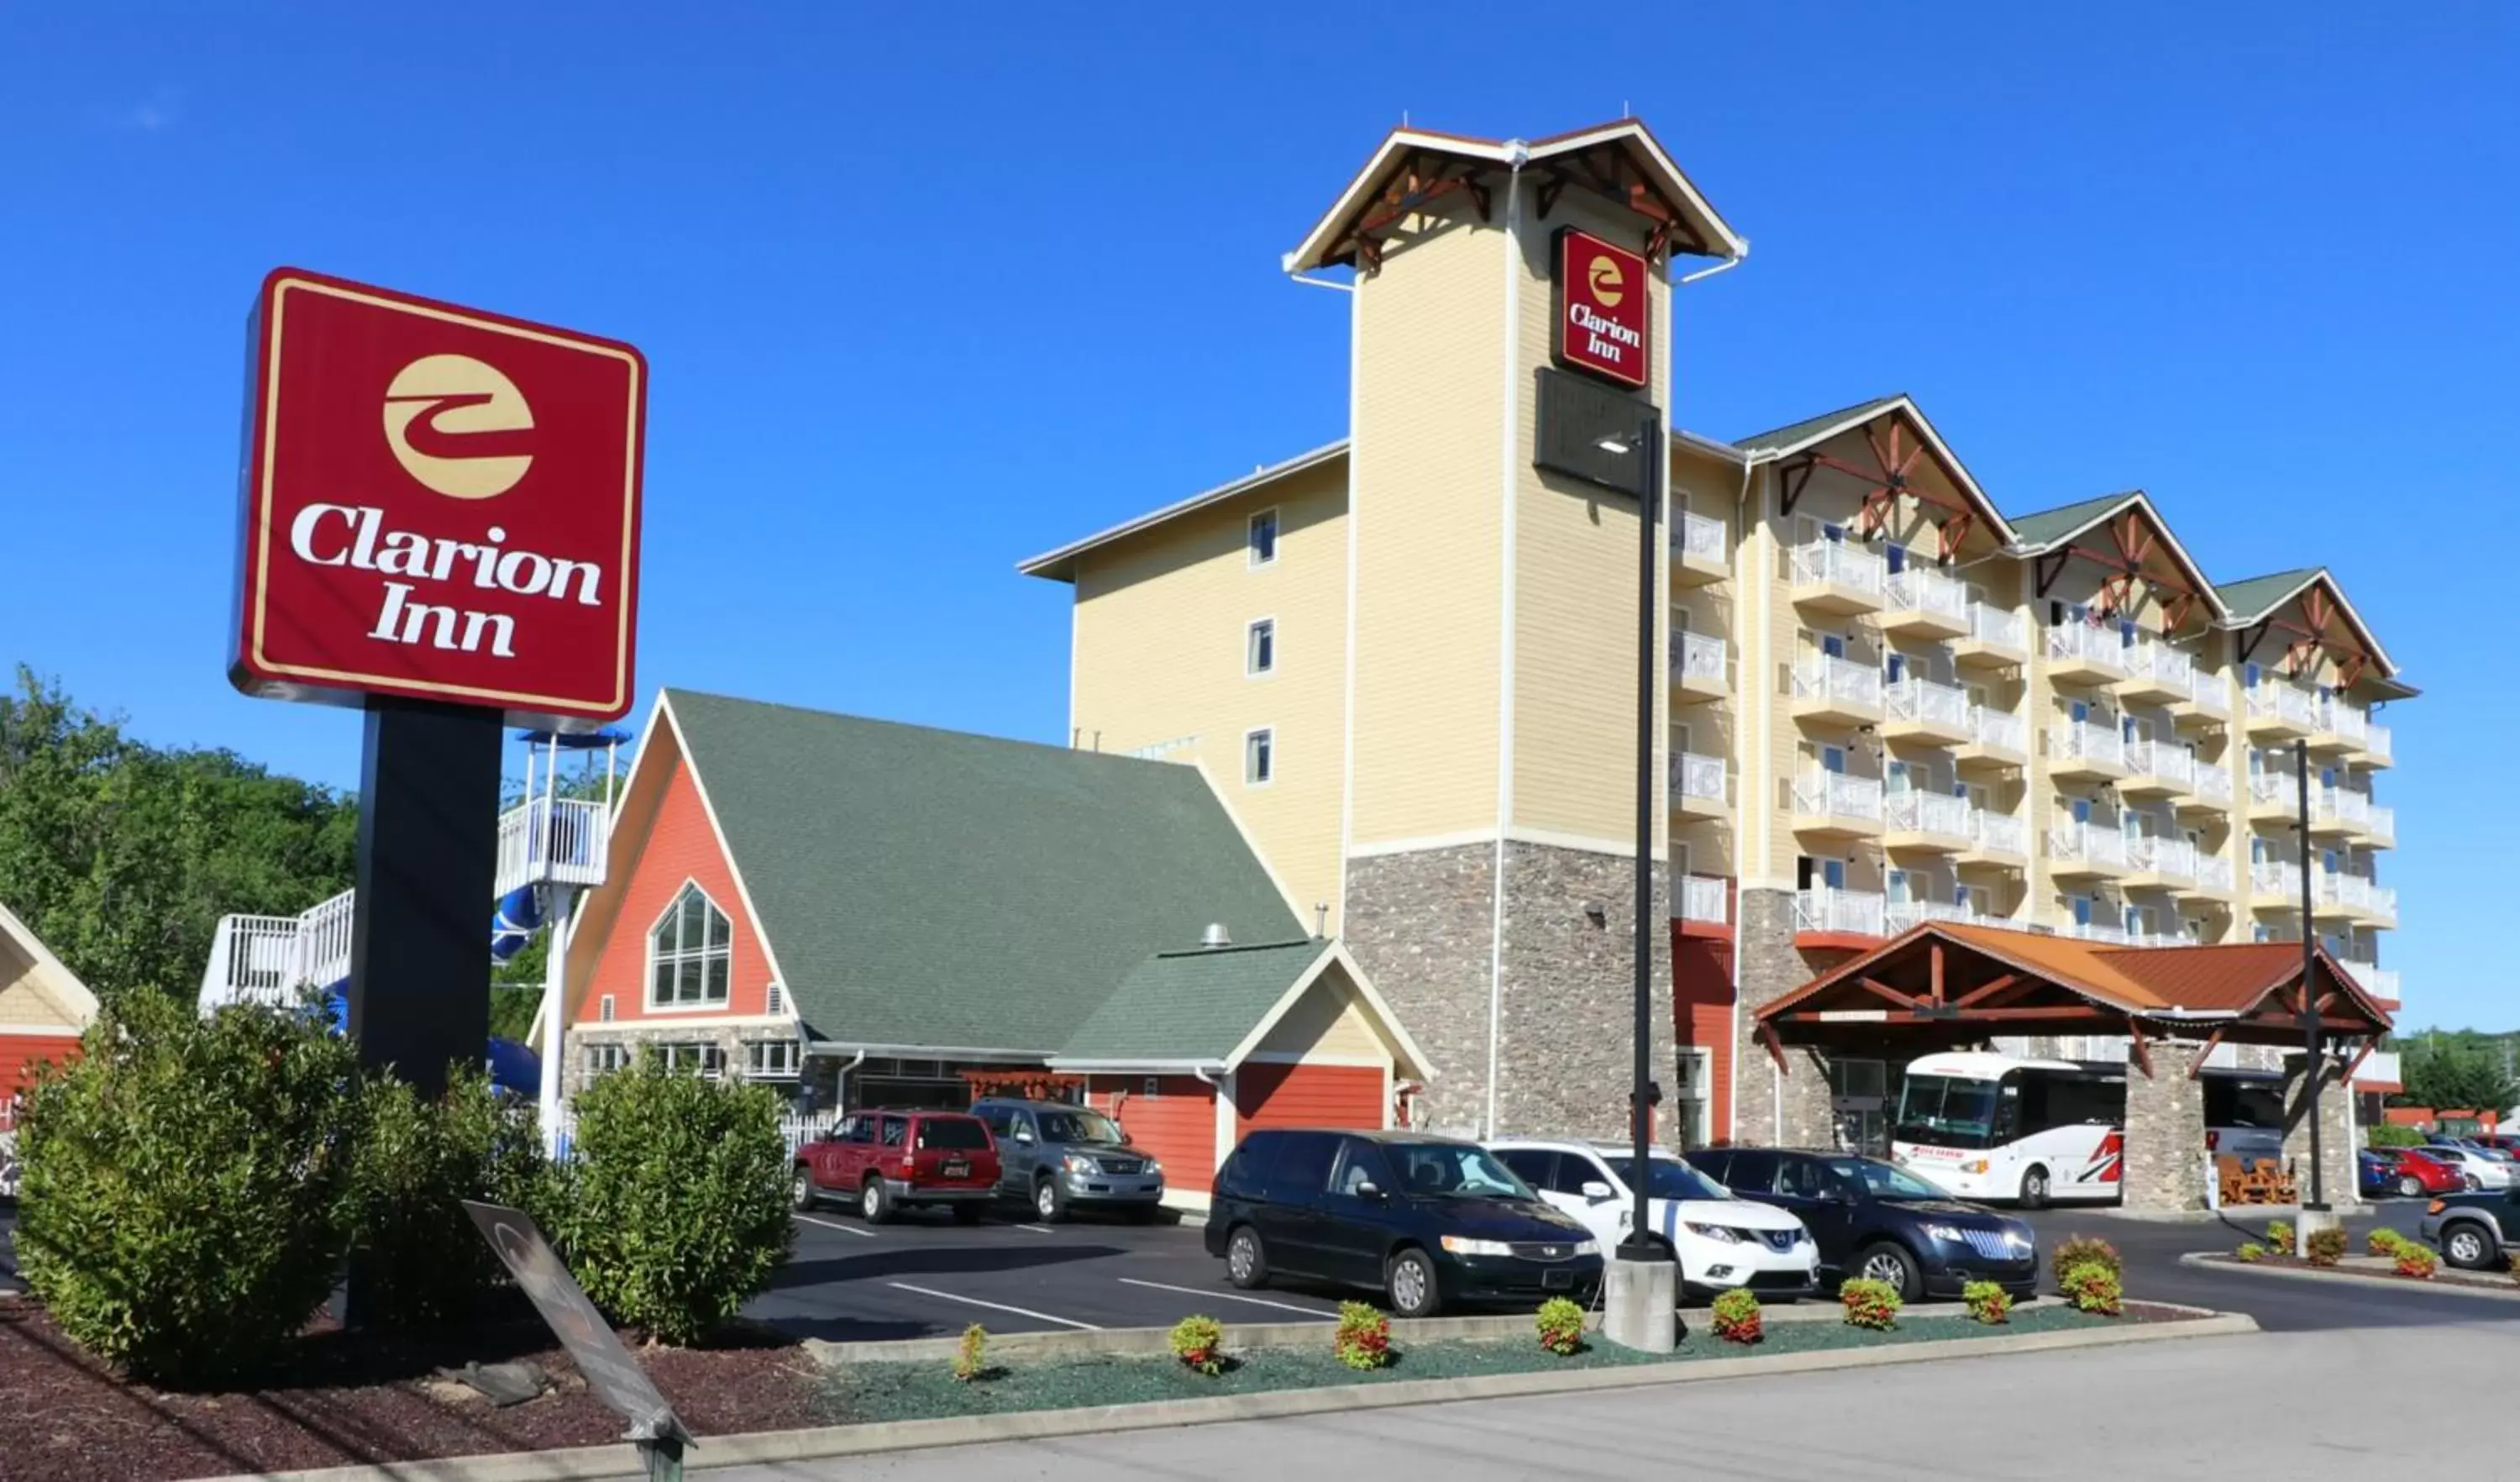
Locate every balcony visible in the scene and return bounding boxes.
[2045,622,2126,686]
[2352,1049,2402,1090]
[1789,539,1886,615]
[1959,808,2028,865]
[1796,886,1887,938]
[2182,761,2234,812]
[2365,722,2393,770]
[1954,704,2029,767]
[2117,638,2193,705]
[1791,654,1883,726]
[2249,858,2302,911]
[2312,871,2372,922]
[2244,681,2317,739]
[2054,917,2134,946]
[2190,854,2236,896]
[2307,696,2369,755]
[2339,958,2400,1004]
[2123,835,2197,891]
[1677,873,1730,926]
[1669,749,1730,822]
[2310,786,2370,838]
[2246,770,2304,823]
[1881,565,1971,639]
[2119,739,2194,800]
[2171,668,2232,723]
[1886,899,1988,934]
[2046,821,2129,879]
[1884,790,1975,854]
[1671,629,1730,703]
[1671,508,1728,586]
[2046,721,2127,781]
[1882,675,1971,745]
[2367,804,2395,849]
[2366,884,2398,928]
[1791,770,1883,838]
[1952,602,2029,667]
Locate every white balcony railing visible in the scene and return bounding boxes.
[1679,874,1730,925]
[2193,761,2234,806]
[1886,675,1969,732]
[1885,789,1973,838]
[1793,770,1883,821]
[2249,770,2300,810]
[1672,629,1727,689]
[2367,723,2393,763]
[2121,638,2194,692]
[1886,565,1969,624]
[2049,721,2124,770]
[2194,854,2235,892]
[2369,884,2398,923]
[1886,898,1984,933]
[2126,835,2197,882]
[2047,822,2127,870]
[2368,804,2396,845]
[1966,602,2028,654]
[1670,750,1728,808]
[2055,918,2133,946]
[199,886,355,1012]
[2315,873,2374,914]
[2313,788,2371,831]
[2353,1049,2402,1087]
[2047,621,2126,675]
[2251,859,2302,899]
[2247,681,2318,729]
[496,796,610,896]
[2187,669,2231,717]
[2124,740,2194,793]
[1789,539,1886,598]
[2339,959,2400,1001]
[1972,810,2028,856]
[1793,654,1883,711]
[1797,886,1887,936]
[2317,697,2370,746]
[1673,508,1727,567]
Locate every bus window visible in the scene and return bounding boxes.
[1893,1075,1999,1148]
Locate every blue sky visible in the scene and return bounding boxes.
[4,5,2512,1026]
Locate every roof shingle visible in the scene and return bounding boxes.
[1056,940,1329,1064]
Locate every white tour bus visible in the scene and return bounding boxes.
[1890,1050,2286,1206]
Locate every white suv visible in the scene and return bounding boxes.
[1491,1138,1821,1301]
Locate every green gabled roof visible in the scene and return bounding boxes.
[1731,394,1905,455]
[1055,939,1330,1064]
[664,689,1305,1055]
[2007,491,2140,549]
[2213,569,2323,622]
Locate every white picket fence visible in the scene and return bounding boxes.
[544,1103,837,1164]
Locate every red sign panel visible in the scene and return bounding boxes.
[1552,229,1651,389]
[232,270,646,724]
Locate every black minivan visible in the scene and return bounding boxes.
[1205,1128,1603,1317]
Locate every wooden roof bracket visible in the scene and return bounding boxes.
[2127,1016,2154,1079]
[2034,549,2072,599]
[2237,618,2274,664]
[1780,455,1820,519]
[2186,1023,2232,1077]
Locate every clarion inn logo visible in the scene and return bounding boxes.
[1552,227,1651,391]
[382,353,537,500]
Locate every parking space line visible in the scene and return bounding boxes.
[1116,1277,1339,1319]
[1012,1223,1056,1234]
[888,1282,1102,1331]
[794,1213,879,1239]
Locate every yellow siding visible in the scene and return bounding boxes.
[1250,969,1395,1064]
[0,947,76,1029]
[1349,196,1508,847]
[1070,459,1350,932]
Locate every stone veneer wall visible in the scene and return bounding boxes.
[2281,1052,2360,1210]
[2124,1039,2208,1211]
[1729,887,1835,1148]
[1341,843,1499,1136]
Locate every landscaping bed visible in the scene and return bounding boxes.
[0,1299,818,1482]
[2197,1252,2520,1293]
[816,1304,2190,1426]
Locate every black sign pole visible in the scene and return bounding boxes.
[1620,412,1659,1265]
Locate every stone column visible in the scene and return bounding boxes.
[1494,842,1671,1142]
[2124,1039,2208,1213]
[1730,887,1834,1146]
[1341,843,1501,1138]
[2281,1051,2360,1211]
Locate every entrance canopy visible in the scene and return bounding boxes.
[1754,922,2392,1079]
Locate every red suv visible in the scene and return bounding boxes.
[793,1109,1000,1224]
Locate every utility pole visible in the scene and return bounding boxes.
[2295,737,2326,1215]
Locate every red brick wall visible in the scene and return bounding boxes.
[1233,1062,1383,1138]
[1671,928,1735,1142]
[578,758,775,1026]
[0,1033,80,1112]
[1089,1075,1218,1190]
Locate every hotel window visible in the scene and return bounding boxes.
[583,1043,630,1078]
[661,1042,725,1079]
[1247,508,1278,566]
[649,883,732,1009]
[744,1040,801,1080]
[1247,618,1275,676]
[1244,728,1273,786]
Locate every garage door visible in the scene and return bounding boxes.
[1234,1061,1384,1138]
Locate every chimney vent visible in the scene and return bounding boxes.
[1199,922,1232,950]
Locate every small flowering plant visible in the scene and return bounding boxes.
[2235,1242,2267,1263]
[1333,1301,1392,1370]
[1535,1297,1585,1357]
[1169,1314,1226,1374]
[2395,1245,2439,1280]
[1709,1288,1762,1344]
[951,1323,989,1382]
[1961,1280,2011,1325]
[1839,1278,1902,1331]
[2060,1261,2122,1316]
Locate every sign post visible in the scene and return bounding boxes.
[465,1201,691,1479]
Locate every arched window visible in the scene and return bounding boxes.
[649,883,731,1008]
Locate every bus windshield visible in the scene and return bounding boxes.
[1895,1074,2001,1149]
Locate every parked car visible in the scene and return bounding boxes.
[972,1097,1165,1222]
[2421,1189,2520,1270]
[792,1108,1000,1223]
[1206,1128,1602,1317]
[2358,1147,2405,1201]
[1491,1138,1819,1301]
[2386,1148,2468,1199]
[1687,1147,2039,1302]
[2417,1144,2512,1191]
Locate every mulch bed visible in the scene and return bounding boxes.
[2205,1253,2519,1291]
[0,1296,818,1482]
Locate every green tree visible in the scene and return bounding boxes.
[2401,1036,2518,1113]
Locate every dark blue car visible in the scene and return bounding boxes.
[2358,1147,2402,1200]
[1688,1148,2040,1301]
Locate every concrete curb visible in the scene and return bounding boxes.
[206,1311,2255,1482]
[2178,1252,2520,1301]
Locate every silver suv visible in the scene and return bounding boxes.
[971,1099,1166,1222]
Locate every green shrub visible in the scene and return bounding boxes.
[1333,1301,1391,1369]
[2061,1260,2123,1316]
[2304,1226,2347,1268]
[1535,1297,1585,1356]
[953,1323,988,1382]
[2265,1220,2295,1256]
[347,1064,551,1334]
[1709,1287,1762,1344]
[1961,1280,2010,1324]
[2050,1234,2120,1287]
[2395,1245,2438,1280]
[1170,1314,1226,1374]
[2366,1122,2425,1148]
[2367,1227,2410,1259]
[2236,1242,2267,1263]
[554,1054,795,1344]
[1839,1278,1901,1330]
[14,992,364,1385]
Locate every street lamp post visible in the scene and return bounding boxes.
[1622,410,1661,1270]
[2295,736,2327,1214]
